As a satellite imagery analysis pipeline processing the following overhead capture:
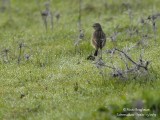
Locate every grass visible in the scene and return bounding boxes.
[0,0,160,119]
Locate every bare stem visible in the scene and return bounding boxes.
[115,48,149,70]
[18,43,23,64]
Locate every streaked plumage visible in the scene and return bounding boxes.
[91,23,106,57]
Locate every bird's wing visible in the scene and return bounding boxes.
[91,32,97,46]
[101,32,106,47]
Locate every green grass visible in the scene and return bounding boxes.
[0,0,160,120]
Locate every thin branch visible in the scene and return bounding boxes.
[115,48,150,70]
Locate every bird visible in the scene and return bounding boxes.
[91,23,106,58]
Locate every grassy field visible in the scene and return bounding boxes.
[0,0,160,120]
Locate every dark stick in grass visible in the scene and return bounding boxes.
[17,43,23,64]
[41,1,53,32]
[55,12,60,22]
[36,0,49,32]
[147,13,160,45]
[41,9,49,32]
[50,11,54,31]
[2,48,9,63]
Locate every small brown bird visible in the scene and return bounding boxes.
[91,23,106,58]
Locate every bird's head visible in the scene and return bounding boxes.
[92,23,102,31]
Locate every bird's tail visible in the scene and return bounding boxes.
[94,49,98,56]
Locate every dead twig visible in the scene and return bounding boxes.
[115,48,150,70]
